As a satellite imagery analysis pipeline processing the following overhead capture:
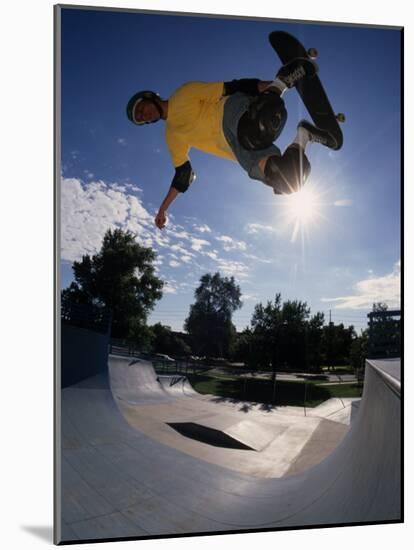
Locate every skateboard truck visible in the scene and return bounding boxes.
[307,46,345,125]
[307,47,344,124]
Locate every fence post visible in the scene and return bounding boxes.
[304,380,308,417]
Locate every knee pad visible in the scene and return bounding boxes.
[264,147,311,194]
[237,92,287,151]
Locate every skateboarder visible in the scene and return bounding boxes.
[127,58,335,230]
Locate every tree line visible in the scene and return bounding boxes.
[62,228,374,372]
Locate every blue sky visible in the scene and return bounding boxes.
[59,7,401,334]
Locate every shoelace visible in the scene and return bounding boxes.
[310,132,328,145]
[284,66,306,87]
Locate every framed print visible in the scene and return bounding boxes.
[54,4,403,545]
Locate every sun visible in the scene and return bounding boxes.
[286,186,320,224]
[282,184,326,242]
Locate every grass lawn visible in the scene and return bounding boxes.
[187,374,362,408]
[316,383,363,399]
[321,365,355,375]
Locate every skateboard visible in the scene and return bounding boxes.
[269,31,344,150]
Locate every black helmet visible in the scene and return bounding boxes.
[126,90,163,125]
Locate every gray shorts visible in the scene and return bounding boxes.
[222,92,281,182]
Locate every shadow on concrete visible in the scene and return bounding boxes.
[167,422,254,450]
[350,400,361,423]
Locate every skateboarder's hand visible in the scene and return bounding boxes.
[155,209,167,230]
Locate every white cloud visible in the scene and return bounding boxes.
[124,183,143,193]
[242,293,259,301]
[205,251,218,261]
[243,253,273,264]
[83,170,94,180]
[214,258,250,280]
[334,199,353,207]
[200,245,250,281]
[117,138,127,146]
[153,231,170,248]
[190,237,211,252]
[216,235,247,252]
[166,228,191,241]
[61,176,252,293]
[61,177,154,262]
[163,282,178,294]
[245,223,279,235]
[194,224,211,233]
[170,242,195,257]
[322,261,401,309]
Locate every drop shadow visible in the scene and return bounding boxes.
[21,525,53,543]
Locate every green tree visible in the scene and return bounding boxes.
[61,228,163,339]
[280,300,311,369]
[184,272,242,358]
[128,318,154,352]
[321,323,356,367]
[350,329,368,372]
[250,294,283,370]
[151,323,191,356]
[230,328,253,365]
[306,312,325,370]
[249,295,323,372]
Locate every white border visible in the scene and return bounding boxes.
[2,1,410,548]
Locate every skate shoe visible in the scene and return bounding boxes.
[276,57,318,88]
[298,119,338,149]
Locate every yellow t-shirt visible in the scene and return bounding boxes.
[165,81,236,167]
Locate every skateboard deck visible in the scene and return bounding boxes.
[269,31,344,150]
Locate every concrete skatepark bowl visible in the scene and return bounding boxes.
[57,356,401,543]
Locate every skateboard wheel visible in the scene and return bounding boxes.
[336,113,346,123]
[307,47,318,59]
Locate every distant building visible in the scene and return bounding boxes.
[367,309,401,359]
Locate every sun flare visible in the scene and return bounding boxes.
[282,185,326,242]
[286,186,319,223]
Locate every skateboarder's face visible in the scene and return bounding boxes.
[133,99,161,124]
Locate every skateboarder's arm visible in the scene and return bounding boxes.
[223,79,273,96]
[155,161,196,229]
[155,187,179,229]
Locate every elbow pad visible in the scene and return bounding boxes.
[224,78,260,96]
[171,161,195,193]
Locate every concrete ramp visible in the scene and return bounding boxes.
[58,358,401,543]
[158,374,200,398]
[169,416,281,452]
[109,356,201,404]
[109,355,171,404]
[211,418,281,452]
[307,397,361,425]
